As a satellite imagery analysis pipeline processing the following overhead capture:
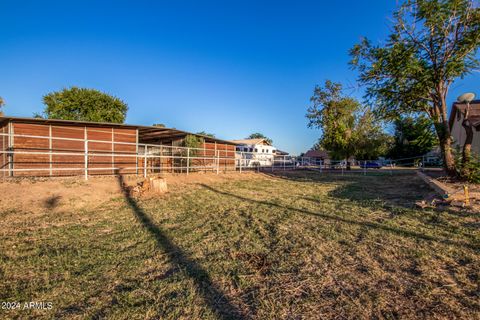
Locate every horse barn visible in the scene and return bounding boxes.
[0,116,236,178]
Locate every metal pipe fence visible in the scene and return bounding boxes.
[0,132,438,179]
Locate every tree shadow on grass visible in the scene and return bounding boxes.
[262,170,470,216]
[200,183,479,252]
[116,174,246,320]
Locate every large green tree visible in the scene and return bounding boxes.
[247,133,273,145]
[354,110,393,160]
[389,115,438,159]
[350,0,480,176]
[307,80,390,160]
[42,87,128,123]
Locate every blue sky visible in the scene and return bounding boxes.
[1,1,479,154]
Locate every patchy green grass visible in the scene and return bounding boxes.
[1,171,479,319]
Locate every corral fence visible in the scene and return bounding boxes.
[239,155,436,176]
[0,132,437,179]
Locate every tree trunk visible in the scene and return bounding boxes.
[433,97,456,177]
[440,137,456,176]
[433,119,456,177]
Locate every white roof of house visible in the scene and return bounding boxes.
[230,138,272,146]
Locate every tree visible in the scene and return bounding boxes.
[354,110,393,160]
[247,133,272,145]
[306,80,360,160]
[389,115,438,159]
[153,123,166,127]
[307,80,391,161]
[42,87,128,123]
[196,131,216,138]
[350,0,480,176]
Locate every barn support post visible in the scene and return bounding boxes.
[111,128,115,175]
[84,127,88,180]
[320,160,323,173]
[7,122,13,177]
[160,145,163,173]
[135,129,139,176]
[1,125,5,178]
[283,155,286,171]
[216,150,219,174]
[214,142,217,174]
[49,125,52,176]
[186,148,190,175]
[143,145,147,178]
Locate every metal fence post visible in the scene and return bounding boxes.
[84,139,88,180]
[216,150,219,174]
[186,148,190,175]
[49,125,52,176]
[143,145,147,178]
[239,152,242,173]
[283,155,286,171]
[8,122,13,177]
[363,161,367,176]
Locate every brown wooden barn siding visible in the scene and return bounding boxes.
[137,141,235,174]
[192,142,235,171]
[11,122,138,177]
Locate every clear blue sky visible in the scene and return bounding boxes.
[1,1,479,154]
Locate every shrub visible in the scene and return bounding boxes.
[455,150,480,183]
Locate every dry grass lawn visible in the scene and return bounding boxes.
[0,171,479,319]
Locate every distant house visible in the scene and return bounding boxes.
[449,100,480,154]
[232,138,276,167]
[275,149,289,156]
[303,149,330,165]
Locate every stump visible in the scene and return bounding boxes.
[149,177,168,193]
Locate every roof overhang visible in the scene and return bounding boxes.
[0,116,236,145]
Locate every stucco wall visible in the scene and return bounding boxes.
[451,113,480,155]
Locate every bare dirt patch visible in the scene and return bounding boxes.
[0,172,264,213]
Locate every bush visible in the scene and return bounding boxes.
[455,150,480,183]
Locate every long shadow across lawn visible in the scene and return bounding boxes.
[116,175,245,320]
[200,183,479,252]
[263,170,473,217]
